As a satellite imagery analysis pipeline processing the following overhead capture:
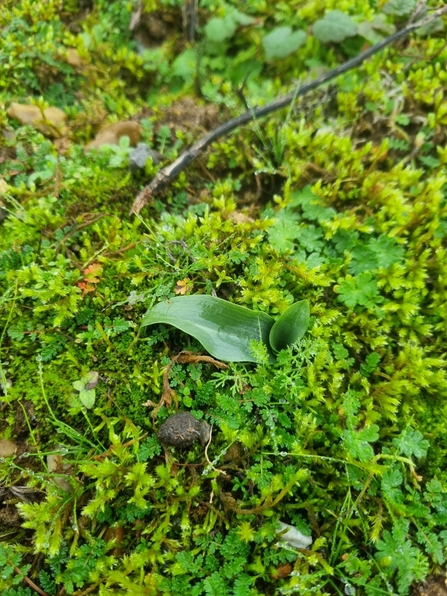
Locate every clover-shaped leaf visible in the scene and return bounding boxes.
[262,27,307,61]
[313,10,357,44]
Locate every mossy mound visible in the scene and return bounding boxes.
[1,1,447,595]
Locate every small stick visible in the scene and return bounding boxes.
[130,7,447,215]
[12,565,50,596]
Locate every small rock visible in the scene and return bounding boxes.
[276,521,312,549]
[157,412,211,448]
[0,439,18,457]
[129,143,162,172]
[7,102,67,138]
[66,48,83,67]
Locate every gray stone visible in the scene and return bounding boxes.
[129,143,162,172]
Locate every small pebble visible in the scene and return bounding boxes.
[157,412,211,448]
[129,143,162,172]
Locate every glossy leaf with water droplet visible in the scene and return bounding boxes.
[141,295,274,363]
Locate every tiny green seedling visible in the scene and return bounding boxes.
[141,295,310,363]
[72,371,99,409]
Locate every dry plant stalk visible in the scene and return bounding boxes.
[142,350,228,419]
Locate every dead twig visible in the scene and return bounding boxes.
[220,473,300,515]
[11,564,50,596]
[204,425,229,477]
[130,7,447,215]
[182,0,199,43]
[143,350,228,419]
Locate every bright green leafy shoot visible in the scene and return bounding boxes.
[141,296,310,363]
[72,371,98,409]
[269,300,310,353]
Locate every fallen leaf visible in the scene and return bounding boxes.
[85,371,99,390]
[53,137,71,154]
[7,102,67,138]
[2,128,15,141]
[78,263,103,295]
[0,439,18,457]
[66,48,83,67]
[174,278,193,295]
[271,563,293,580]
[85,121,141,151]
[83,262,103,281]
[77,281,97,295]
[228,211,254,224]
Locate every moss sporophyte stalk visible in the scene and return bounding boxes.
[1,1,447,595]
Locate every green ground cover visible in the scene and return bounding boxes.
[1,1,447,594]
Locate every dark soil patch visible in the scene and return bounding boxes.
[412,574,447,596]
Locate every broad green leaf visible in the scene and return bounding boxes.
[290,187,336,222]
[360,352,381,377]
[204,10,254,43]
[171,48,197,80]
[349,235,404,274]
[268,218,301,252]
[416,17,444,37]
[313,10,357,44]
[335,272,383,309]
[359,425,380,443]
[357,20,387,44]
[381,466,403,504]
[349,245,379,274]
[358,15,395,43]
[262,27,307,61]
[368,235,404,268]
[79,388,95,409]
[204,17,237,43]
[297,225,324,253]
[382,0,415,16]
[269,300,310,353]
[343,427,378,462]
[231,9,256,27]
[141,295,274,363]
[392,428,429,459]
[370,14,396,35]
[375,519,421,594]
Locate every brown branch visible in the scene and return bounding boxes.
[130,6,447,215]
[12,565,50,596]
[142,350,228,420]
[220,473,299,515]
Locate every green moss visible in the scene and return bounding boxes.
[1,1,447,594]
